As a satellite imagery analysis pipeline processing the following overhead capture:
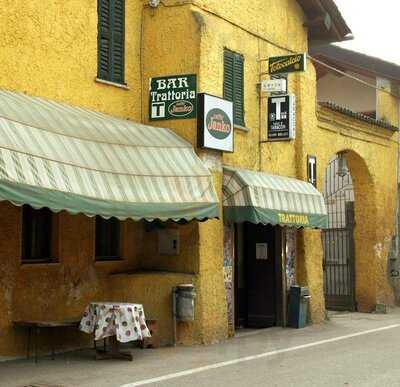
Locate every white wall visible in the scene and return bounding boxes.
[317,71,376,113]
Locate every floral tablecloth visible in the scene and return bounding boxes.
[79,302,151,343]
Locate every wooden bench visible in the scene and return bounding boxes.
[13,319,80,362]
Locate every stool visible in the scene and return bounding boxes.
[141,319,160,348]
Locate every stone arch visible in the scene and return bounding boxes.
[322,148,378,312]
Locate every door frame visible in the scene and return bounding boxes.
[234,223,287,329]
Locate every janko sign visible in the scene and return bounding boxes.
[268,53,306,75]
[198,93,234,152]
[149,74,197,121]
[267,94,296,141]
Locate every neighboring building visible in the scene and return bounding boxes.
[311,44,400,120]
[310,44,400,308]
[0,0,398,358]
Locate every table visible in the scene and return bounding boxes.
[79,302,151,360]
[13,319,80,363]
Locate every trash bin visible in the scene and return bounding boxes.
[175,284,196,321]
[288,285,310,328]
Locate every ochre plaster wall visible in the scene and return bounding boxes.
[0,0,144,120]
[0,0,398,357]
[108,272,196,346]
[313,105,398,313]
[179,0,398,322]
[142,3,232,344]
[0,0,205,356]
[0,203,146,356]
[0,201,201,356]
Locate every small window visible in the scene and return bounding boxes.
[21,205,57,263]
[97,0,125,84]
[95,216,121,261]
[223,49,245,127]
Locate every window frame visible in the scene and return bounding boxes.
[97,0,126,85]
[223,48,245,127]
[21,205,58,264]
[95,216,122,261]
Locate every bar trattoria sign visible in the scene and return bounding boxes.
[149,74,197,121]
[198,93,234,152]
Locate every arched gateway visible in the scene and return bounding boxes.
[322,150,377,311]
[322,153,356,310]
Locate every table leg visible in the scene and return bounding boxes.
[27,327,31,360]
[34,327,39,364]
[51,328,55,360]
[95,336,133,361]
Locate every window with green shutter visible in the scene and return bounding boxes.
[98,0,125,85]
[223,49,245,127]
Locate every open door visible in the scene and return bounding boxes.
[244,223,276,327]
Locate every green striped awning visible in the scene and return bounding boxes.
[0,89,219,221]
[223,166,327,228]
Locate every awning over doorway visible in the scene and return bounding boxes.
[0,89,219,221]
[223,166,327,228]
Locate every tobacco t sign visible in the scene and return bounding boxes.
[149,74,197,121]
[268,53,306,75]
[267,94,296,141]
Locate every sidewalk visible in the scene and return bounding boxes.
[1,309,399,387]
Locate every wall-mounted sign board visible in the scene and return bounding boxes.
[307,155,317,188]
[261,78,287,93]
[267,94,296,141]
[198,93,234,152]
[149,74,197,121]
[256,243,268,260]
[268,53,306,75]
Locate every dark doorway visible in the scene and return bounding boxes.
[235,223,281,328]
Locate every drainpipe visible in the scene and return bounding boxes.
[395,97,400,263]
[172,287,177,346]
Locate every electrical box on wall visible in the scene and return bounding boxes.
[158,229,180,256]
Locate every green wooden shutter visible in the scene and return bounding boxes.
[223,50,234,103]
[98,0,111,81]
[233,54,245,126]
[223,49,245,127]
[98,0,125,84]
[110,0,125,84]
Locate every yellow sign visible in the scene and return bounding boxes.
[278,213,310,225]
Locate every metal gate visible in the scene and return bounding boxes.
[322,155,356,311]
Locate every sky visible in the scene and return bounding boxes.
[333,0,400,65]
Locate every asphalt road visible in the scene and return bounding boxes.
[2,311,400,387]
[145,321,400,387]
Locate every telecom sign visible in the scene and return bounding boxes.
[267,94,296,141]
[149,74,197,121]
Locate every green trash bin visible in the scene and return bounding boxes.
[288,285,310,328]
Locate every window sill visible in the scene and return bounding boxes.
[95,77,130,90]
[95,256,123,262]
[234,124,250,132]
[21,259,59,265]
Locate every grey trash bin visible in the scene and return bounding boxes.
[175,284,196,321]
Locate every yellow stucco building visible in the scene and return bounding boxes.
[0,0,398,357]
